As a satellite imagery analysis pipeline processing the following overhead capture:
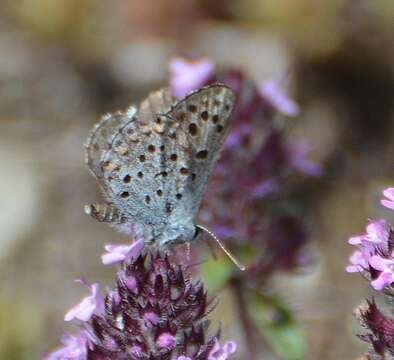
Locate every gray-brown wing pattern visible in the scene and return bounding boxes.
[163,84,235,225]
[85,84,234,237]
[95,88,176,228]
[84,107,137,180]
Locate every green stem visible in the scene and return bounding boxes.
[230,277,258,360]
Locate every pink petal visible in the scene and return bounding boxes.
[349,251,363,262]
[258,80,300,117]
[371,271,394,290]
[45,332,88,360]
[222,341,237,354]
[144,311,159,325]
[369,255,393,271]
[126,239,145,258]
[346,265,362,273]
[102,252,125,265]
[381,199,394,210]
[360,242,375,257]
[292,158,322,177]
[124,275,137,291]
[287,142,322,177]
[169,57,215,98]
[102,239,144,265]
[366,220,389,243]
[348,236,364,245]
[90,283,100,298]
[103,244,129,253]
[64,283,102,322]
[211,339,221,353]
[64,304,82,322]
[157,332,176,348]
[251,179,279,197]
[130,345,142,355]
[383,187,394,201]
[64,299,96,322]
[208,339,222,360]
[348,250,368,268]
[74,302,97,322]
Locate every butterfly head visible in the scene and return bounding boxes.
[158,221,200,246]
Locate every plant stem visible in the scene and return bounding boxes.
[230,277,257,360]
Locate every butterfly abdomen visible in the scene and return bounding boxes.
[84,204,127,224]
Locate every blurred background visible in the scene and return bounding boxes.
[1,0,394,359]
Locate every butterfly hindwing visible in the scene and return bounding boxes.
[84,107,137,180]
[97,89,176,228]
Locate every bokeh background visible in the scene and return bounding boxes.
[1,0,394,359]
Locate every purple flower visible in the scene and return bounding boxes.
[348,219,390,246]
[143,311,160,326]
[348,235,365,245]
[101,238,144,265]
[347,217,394,291]
[286,141,322,176]
[157,332,176,349]
[64,281,104,322]
[365,220,391,244]
[369,256,394,290]
[208,339,237,360]
[50,251,237,359]
[258,80,300,117]
[346,220,390,275]
[381,187,394,210]
[123,274,137,291]
[88,252,237,359]
[250,179,279,198]
[346,191,394,292]
[45,331,90,360]
[169,57,215,98]
[346,250,370,273]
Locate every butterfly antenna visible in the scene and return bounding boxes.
[196,225,246,271]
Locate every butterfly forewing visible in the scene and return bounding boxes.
[163,84,235,221]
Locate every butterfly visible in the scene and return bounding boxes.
[84,83,235,250]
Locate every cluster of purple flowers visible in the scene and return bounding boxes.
[347,187,394,358]
[47,247,236,359]
[346,188,394,291]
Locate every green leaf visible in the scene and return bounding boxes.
[249,291,306,360]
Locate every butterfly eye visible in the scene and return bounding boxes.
[193,226,201,240]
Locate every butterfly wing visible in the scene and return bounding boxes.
[84,107,138,180]
[94,88,176,231]
[163,84,235,225]
[85,84,234,241]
